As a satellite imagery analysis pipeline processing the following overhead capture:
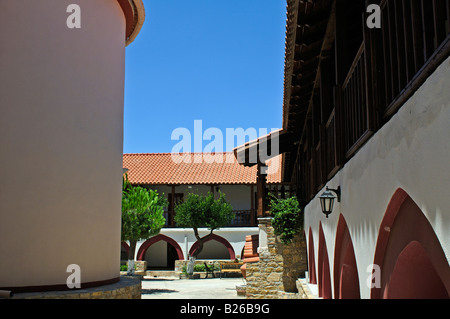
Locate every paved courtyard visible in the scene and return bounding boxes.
[141,277,246,299]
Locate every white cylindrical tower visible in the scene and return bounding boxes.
[0,0,144,292]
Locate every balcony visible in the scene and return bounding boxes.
[227,210,256,227]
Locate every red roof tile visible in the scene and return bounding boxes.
[123,153,282,185]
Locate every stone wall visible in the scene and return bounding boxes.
[245,218,307,299]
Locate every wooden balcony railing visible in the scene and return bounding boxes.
[294,0,450,205]
[227,210,256,227]
[379,0,450,118]
[339,0,449,162]
[342,42,372,160]
[325,108,340,180]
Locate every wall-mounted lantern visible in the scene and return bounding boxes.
[319,186,341,218]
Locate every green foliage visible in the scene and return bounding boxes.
[270,195,303,245]
[194,264,206,272]
[120,264,136,271]
[174,191,234,231]
[121,177,168,243]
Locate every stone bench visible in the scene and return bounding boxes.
[219,262,244,279]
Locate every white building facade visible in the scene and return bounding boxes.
[122,153,289,269]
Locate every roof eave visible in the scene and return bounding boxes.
[126,0,145,46]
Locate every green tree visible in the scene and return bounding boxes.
[270,195,303,245]
[122,176,167,274]
[174,191,234,274]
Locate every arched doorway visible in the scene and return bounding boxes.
[372,188,450,299]
[189,234,235,260]
[121,242,129,260]
[137,235,184,270]
[318,222,332,299]
[334,214,360,299]
[308,228,317,285]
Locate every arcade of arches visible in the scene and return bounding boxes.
[120,189,449,299]
[307,188,450,299]
[121,234,236,270]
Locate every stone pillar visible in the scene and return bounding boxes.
[246,218,307,299]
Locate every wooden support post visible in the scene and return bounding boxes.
[170,185,175,227]
[256,163,267,218]
[250,185,255,226]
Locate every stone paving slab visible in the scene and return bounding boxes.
[141,277,246,299]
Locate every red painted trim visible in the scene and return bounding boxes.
[333,214,360,299]
[137,234,184,261]
[318,222,332,299]
[308,228,317,285]
[116,0,135,40]
[2,277,120,294]
[189,234,236,260]
[121,241,130,254]
[371,188,409,299]
[386,241,449,299]
[371,188,450,299]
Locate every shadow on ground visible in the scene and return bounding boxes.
[141,288,178,295]
[142,278,177,282]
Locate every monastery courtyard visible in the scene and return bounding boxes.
[141,277,245,299]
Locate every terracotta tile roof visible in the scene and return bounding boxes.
[123,153,282,185]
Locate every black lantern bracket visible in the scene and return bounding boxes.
[326,186,341,203]
[319,185,342,219]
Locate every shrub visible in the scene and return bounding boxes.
[270,195,303,245]
[121,175,167,274]
[194,264,206,272]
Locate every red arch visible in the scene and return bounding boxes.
[387,241,449,299]
[121,241,130,254]
[334,214,360,299]
[308,228,317,285]
[371,188,450,299]
[189,234,236,260]
[137,234,184,261]
[318,222,332,299]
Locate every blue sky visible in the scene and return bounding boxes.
[123,0,287,154]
